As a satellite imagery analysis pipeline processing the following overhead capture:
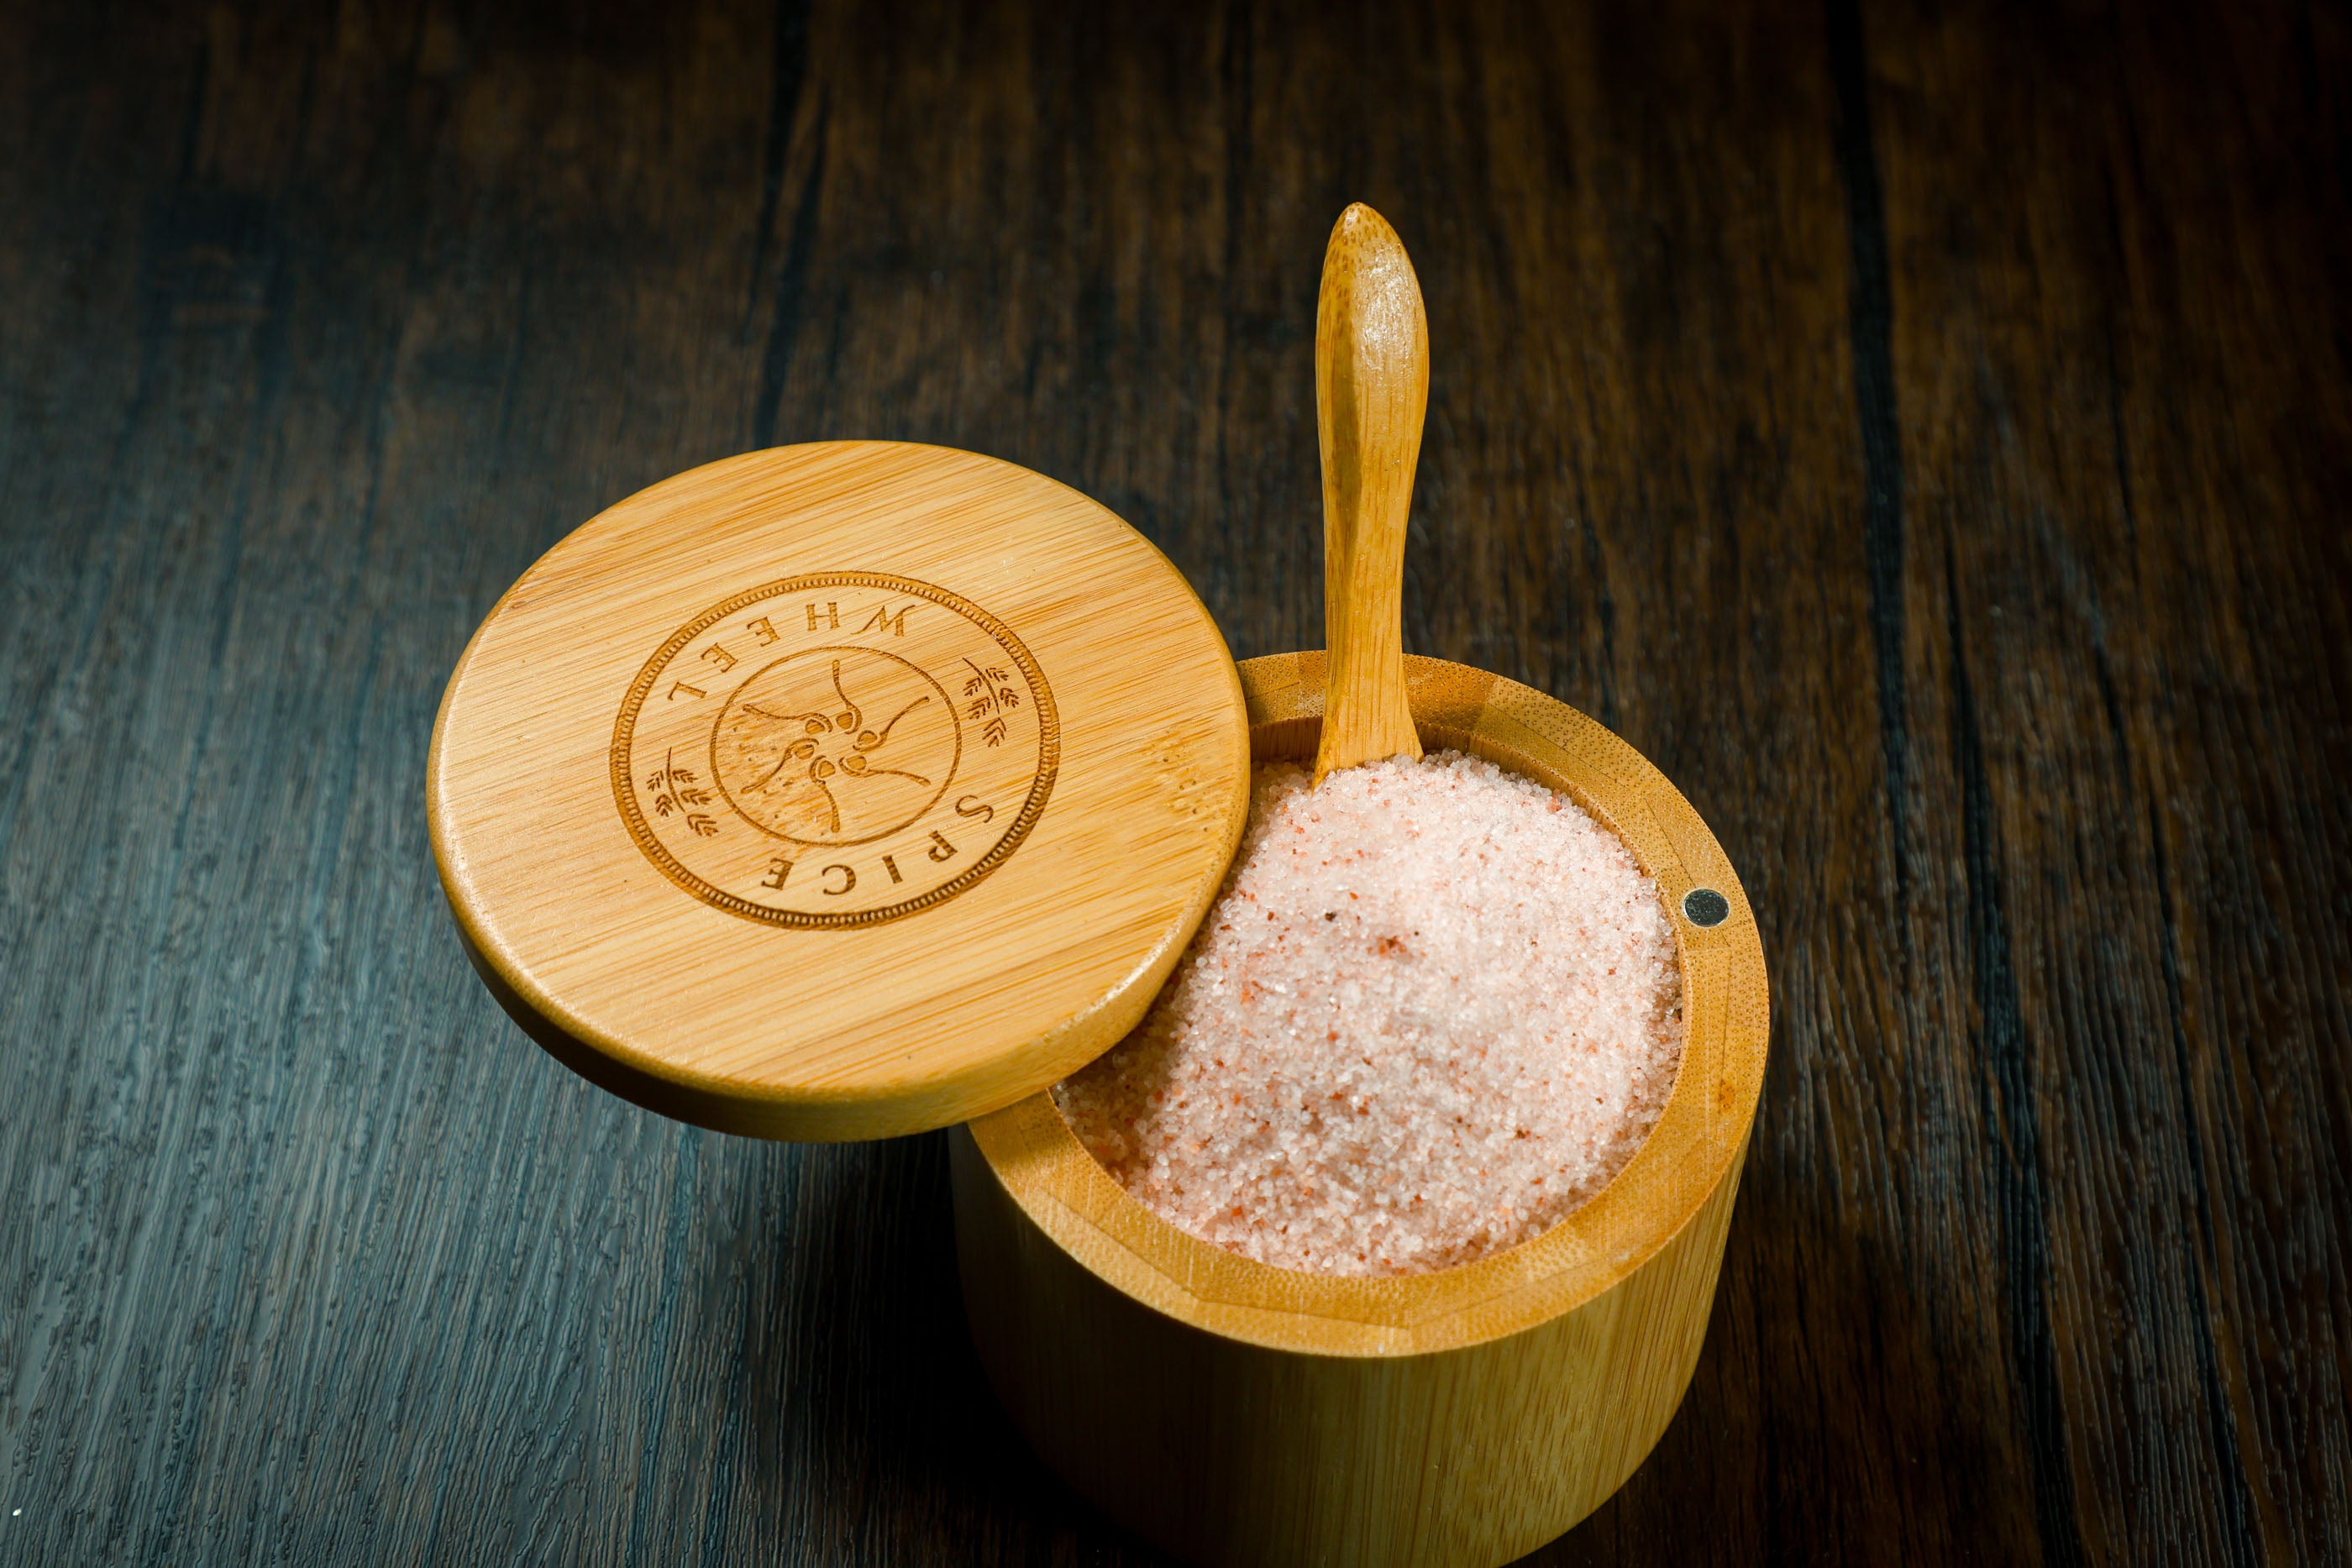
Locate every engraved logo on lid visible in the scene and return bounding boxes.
[612,573,1058,926]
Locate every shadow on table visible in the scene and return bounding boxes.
[735,1126,1177,1565]
[736,1126,2023,1566]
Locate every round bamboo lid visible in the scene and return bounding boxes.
[428,442,1252,1141]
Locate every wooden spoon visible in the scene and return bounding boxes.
[1313,202,1428,784]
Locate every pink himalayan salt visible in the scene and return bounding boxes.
[1053,751,1685,1277]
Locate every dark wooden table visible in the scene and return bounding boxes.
[4,2,2346,1562]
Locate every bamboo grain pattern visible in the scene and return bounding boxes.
[430,441,1250,1141]
[3,3,2344,1564]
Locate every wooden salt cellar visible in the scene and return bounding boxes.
[956,652,1768,1567]
[951,207,1769,1565]
[429,203,1767,1568]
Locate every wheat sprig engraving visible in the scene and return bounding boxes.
[646,749,721,836]
[962,658,1021,747]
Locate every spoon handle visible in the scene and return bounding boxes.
[1313,202,1428,784]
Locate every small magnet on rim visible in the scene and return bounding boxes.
[1682,888,1730,928]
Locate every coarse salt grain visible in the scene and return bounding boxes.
[1053,751,1686,1277]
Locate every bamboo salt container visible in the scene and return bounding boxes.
[429,195,1765,1566]
[949,207,1770,1565]
[954,655,1768,1567]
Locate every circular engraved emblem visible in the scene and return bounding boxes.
[612,573,1058,927]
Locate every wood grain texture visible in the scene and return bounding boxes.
[1314,204,1427,780]
[957,653,1767,1566]
[1,1,2346,1564]
[429,441,1250,1141]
